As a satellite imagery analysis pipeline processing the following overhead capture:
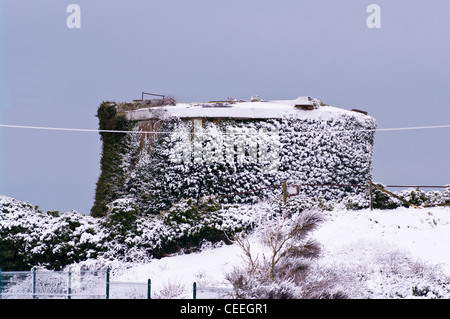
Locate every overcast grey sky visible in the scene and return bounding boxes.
[1,0,449,214]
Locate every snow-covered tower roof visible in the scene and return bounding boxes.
[123,96,370,122]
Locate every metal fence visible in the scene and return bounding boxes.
[108,279,151,299]
[0,268,151,299]
[193,282,233,299]
[0,268,234,299]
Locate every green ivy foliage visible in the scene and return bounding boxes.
[91,102,136,217]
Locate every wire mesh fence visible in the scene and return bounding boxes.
[108,280,151,299]
[194,283,233,299]
[0,268,151,299]
[0,268,106,299]
[0,268,234,299]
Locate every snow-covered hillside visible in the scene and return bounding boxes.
[107,206,450,299]
[2,194,450,298]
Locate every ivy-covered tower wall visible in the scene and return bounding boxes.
[91,98,377,217]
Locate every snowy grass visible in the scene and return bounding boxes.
[2,193,450,298]
[105,206,450,299]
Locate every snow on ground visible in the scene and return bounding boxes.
[111,206,450,298]
[113,242,241,298]
[314,207,450,275]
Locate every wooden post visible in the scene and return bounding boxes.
[283,181,287,206]
[369,180,374,211]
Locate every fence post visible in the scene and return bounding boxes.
[147,279,151,299]
[193,282,197,299]
[68,267,72,300]
[32,267,37,299]
[106,268,110,299]
[283,180,287,206]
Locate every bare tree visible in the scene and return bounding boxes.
[226,210,325,298]
[261,211,323,281]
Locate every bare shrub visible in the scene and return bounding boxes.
[161,95,177,106]
[154,278,187,299]
[225,210,344,299]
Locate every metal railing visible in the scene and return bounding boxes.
[0,268,151,299]
[193,282,233,299]
[0,268,234,299]
[141,92,165,100]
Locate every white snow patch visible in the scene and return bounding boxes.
[108,206,450,298]
[313,207,450,274]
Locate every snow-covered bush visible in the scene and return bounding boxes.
[333,242,450,299]
[272,195,335,215]
[157,196,231,255]
[372,186,450,210]
[1,193,277,270]
[4,183,450,272]
[125,197,272,258]
[104,198,138,237]
[442,186,450,203]
[0,196,108,270]
[339,192,371,210]
[225,210,332,299]
[397,188,428,206]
